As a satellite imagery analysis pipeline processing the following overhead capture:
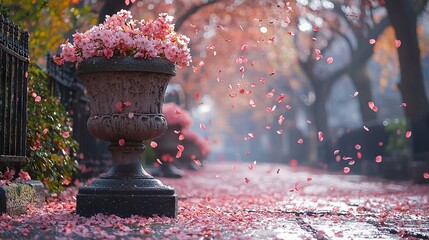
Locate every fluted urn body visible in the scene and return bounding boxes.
[75,56,177,217]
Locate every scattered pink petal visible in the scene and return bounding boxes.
[326,57,334,64]
[156,158,163,165]
[42,128,48,135]
[400,102,407,107]
[355,144,361,150]
[128,112,134,119]
[123,101,132,107]
[241,44,248,51]
[334,150,340,155]
[343,167,350,174]
[424,172,429,179]
[297,138,304,144]
[353,91,359,97]
[369,39,376,44]
[176,150,182,158]
[35,96,41,102]
[307,177,312,182]
[294,183,300,191]
[248,164,254,171]
[363,126,370,131]
[200,123,206,130]
[244,177,250,184]
[277,130,283,134]
[118,138,125,146]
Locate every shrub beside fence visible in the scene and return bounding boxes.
[46,54,111,179]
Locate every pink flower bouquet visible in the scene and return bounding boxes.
[54,10,191,68]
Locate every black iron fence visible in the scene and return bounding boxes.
[46,54,111,179]
[0,15,29,170]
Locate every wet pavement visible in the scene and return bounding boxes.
[0,161,428,239]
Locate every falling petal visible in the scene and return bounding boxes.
[118,139,125,146]
[128,112,134,119]
[177,144,185,152]
[369,39,376,44]
[307,177,312,182]
[406,131,412,138]
[200,123,206,130]
[297,138,304,144]
[395,40,401,48]
[150,141,158,148]
[334,150,340,155]
[244,177,250,183]
[116,102,123,113]
[326,57,334,64]
[318,131,324,142]
[375,155,382,163]
[241,44,248,51]
[355,144,361,150]
[123,101,132,107]
[343,167,350,174]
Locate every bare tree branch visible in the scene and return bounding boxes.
[174,0,220,31]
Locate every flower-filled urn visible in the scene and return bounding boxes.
[54,10,191,218]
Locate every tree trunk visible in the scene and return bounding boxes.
[385,0,429,119]
[349,64,377,124]
[98,0,131,24]
[385,0,429,157]
[311,82,330,135]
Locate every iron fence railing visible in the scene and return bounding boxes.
[0,14,29,170]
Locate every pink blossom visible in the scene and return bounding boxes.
[162,102,193,128]
[55,10,191,68]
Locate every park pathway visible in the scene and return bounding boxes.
[1,161,428,239]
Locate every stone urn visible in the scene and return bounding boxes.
[75,56,177,217]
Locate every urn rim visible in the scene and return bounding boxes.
[76,56,176,76]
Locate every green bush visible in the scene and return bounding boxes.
[385,118,411,155]
[25,63,78,193]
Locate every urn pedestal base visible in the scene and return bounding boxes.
[76,177,177,218]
